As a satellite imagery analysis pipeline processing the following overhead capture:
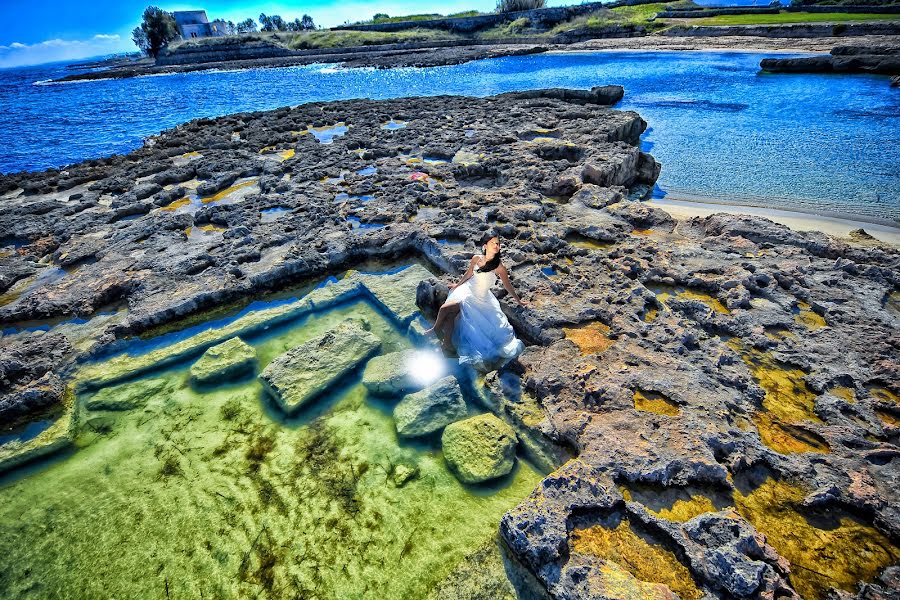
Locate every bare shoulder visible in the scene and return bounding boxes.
[495,263,509,276]
[470,255,484,268]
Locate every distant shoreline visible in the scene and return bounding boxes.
[48,23,900,83]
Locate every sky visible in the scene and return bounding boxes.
[0,0,567,68]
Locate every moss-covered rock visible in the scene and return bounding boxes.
[189,337,257,385]
[442,413,518,484]
[260,320,381,414]
[393,376,467,437]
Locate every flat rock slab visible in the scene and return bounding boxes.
[260,320,381,414]
[394,375,467,437]
[189,337,257,385]
[84,376,170,411]
[442,413,518,484]
[362,348,446,396]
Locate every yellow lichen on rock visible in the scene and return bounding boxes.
[620,486,719,523]
[867,386,899,405]
[794,301,826,330]
[653,285,729,315]
[160,197,192,211]
[570,514,703,600]
[633,390,680,417]
[875,408,899,427]
[734,478,900,600]
[563,321,614,355]
[200,179,258,204]
[727,340,828,454]
[830,386,856,403]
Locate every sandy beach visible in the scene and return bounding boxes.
[647,196,900,245]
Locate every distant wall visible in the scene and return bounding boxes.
[784,4,900,13]
[662,20,900,36]
[333,0,661,33]
[658,7,781,18]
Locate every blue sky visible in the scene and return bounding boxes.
[0,0,567,68]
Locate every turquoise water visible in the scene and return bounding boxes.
[1,52,897,222]
[0,296,544,598]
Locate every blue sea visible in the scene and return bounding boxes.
[0,51,897,223]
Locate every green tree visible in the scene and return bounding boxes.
[373,13,390,21]
[259,13,288,31]
[496,0,545,13]
[301,14,316,30]
[236,18,257,33]
[131,26,149,55]
[140,6,178,58]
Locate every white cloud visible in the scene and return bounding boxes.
[0,33,129,69]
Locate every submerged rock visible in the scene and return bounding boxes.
[393,375,467,437]
[362,348,446,396]
[442,413,518,484]
[84,376,170,411]
[189,336,257,385]
[260,320,381,414]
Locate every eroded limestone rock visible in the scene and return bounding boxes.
[189,336,256,385]
[260,320,381,414]
[393,375,467,437]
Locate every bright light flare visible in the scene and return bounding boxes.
[405,350,447,387]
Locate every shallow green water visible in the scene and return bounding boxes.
[0,300,542,599]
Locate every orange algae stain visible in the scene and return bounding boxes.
[727,340,828,454]
[278,149,295,161]
[181,151,201,159]
[733,478,900,600]
[633,390,680,417]
[794,301,826,330]
[563,321,614,355]
[569,514,704,600]
[160,197,192,211]
[200,179,258,204]
[764,327,796,341]
[643,306,659,323]
[632,229,654,236]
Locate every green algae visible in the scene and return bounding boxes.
[0,300,543,598]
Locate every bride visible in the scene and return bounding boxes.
[423,235,527,370]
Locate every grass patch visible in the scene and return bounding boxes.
[691,11,900,25]
[478,17,538,38]
[285,28,462,49]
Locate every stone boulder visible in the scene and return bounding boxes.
[442,413,518,484]
[260,320,381,414]
[393,375,467,437]
[84,376,170,411]
[362,349,446,396]
[189,337,257,385]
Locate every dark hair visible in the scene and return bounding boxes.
[477,236,501,273]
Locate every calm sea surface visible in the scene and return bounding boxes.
[1,52,897,223]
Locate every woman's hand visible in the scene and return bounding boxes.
[518,299,528,307]
[449,283,459,291]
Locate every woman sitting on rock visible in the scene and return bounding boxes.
[424,234,527,370]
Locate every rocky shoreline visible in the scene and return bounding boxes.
[1,87,898,598]
[761,44,900,76]
[51,24,900,83]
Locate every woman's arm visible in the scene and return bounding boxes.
[496,264,527,305]
[450,256,480,290]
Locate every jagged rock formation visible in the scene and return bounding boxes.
[0,88,898,599]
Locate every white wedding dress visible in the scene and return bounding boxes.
[445,269,524,370]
